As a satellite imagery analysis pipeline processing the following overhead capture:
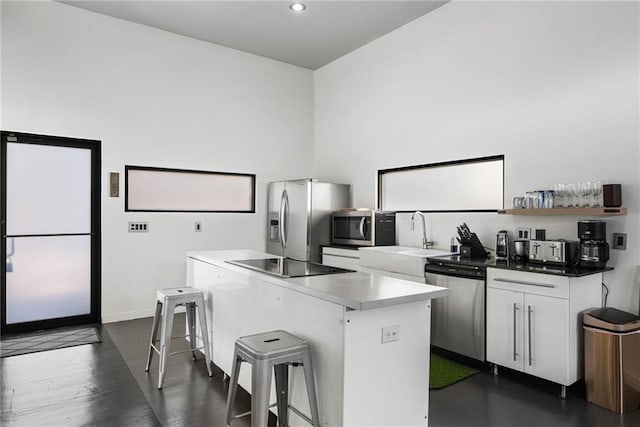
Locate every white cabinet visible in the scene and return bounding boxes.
[187,254,433,426]
[321,246,361,272]
[486,268,601,388]
[360,266,426,284]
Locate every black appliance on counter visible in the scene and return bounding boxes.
[495,230,509,260]
[425,255,490,362]
[578,220,610,269]
[456,222,489,259]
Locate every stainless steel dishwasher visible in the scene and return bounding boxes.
[425,256,487,362]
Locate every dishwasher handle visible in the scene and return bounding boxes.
[424,264,486,280]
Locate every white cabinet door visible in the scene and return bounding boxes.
[524,293,569,384]
[486,287,524,372]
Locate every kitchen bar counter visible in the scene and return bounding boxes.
[187,249,447,426]
[427,254,612,277]
[189,249,448,310]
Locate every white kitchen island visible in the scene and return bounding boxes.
[187,250,448,426]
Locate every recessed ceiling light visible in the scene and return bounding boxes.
[289,2,307,13]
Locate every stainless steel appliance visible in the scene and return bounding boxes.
[513,240,529,261]
[227,258,353,279]
[331,209,395,246]
[495,230,509,260]
[425,256,487,361]
[267,179,350,263]
[584,307,640,413]
[528,239,579,266]
[578,220,610,269]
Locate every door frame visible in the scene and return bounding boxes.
[1,131,101,335]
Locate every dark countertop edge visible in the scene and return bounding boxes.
[487,262,613,278]
[426,254,613,277]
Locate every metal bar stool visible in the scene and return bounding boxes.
[145,287,213,389]
[224,330,320,427]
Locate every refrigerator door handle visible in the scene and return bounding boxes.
[280,189,289,250]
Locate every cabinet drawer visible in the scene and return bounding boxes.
[322,246,360,259]
[487,268,569,299]
[322,254,361,271]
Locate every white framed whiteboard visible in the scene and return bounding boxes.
[125,165,255,212]
[378,155,504,212]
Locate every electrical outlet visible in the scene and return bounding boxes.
[128,222,148,232]
[381,325,400,343]
[516,227,531,240]
[195,222,202,232]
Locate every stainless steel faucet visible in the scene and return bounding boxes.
[410,211,434,249]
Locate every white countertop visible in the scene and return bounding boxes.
[188,250,449,311]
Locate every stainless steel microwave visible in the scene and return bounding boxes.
[331,210,396,246]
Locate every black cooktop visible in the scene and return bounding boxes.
[227,258,354,278]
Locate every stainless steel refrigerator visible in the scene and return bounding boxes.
[267,179,350,263]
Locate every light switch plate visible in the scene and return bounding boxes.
[129,222,148,232]
[516,227,531,240]
[612,232,627,250]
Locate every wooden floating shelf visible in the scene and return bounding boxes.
[498,207,627,216]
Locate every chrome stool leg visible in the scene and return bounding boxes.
[186,302,198,361]
[224,351,243,427]
[302,350,320,426]
[195,294,213,377]
[145,301,163,372]
[274,363,289,427]
[157,300,176,389]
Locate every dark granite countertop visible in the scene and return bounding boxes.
[426,254,612,278]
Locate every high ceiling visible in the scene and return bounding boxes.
[60,1,448,70]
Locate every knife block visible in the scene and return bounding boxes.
[459,233,488,259]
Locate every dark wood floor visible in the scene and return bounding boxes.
[2,315,639,426]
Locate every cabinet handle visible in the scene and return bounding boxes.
[528,305,533,366]
[494,278,555,289]
[513,303,519,362]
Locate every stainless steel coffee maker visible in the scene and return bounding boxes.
[578,220,610,268]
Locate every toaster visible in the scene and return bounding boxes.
[528,240,579,266]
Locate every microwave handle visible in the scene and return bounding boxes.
[359,217,366,239]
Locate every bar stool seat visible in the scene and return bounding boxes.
[145,287,213,389]
[224,330,320,427]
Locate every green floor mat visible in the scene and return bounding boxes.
[430,353,479,389]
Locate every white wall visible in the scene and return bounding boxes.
[315,1,640,313]
[1,1,315,322]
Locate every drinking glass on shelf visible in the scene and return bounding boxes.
[593,180,603,207]
[512,196,524,209]
[584,181,594,207]
[566,183,575,207]
[553,184,564,208]
[576,181,586,207]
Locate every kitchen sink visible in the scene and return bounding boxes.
[358,246,453,277]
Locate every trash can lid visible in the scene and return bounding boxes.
[584,307,640,332]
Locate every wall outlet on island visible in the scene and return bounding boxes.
[381,325,400,343]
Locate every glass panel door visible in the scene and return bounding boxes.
[1,132,101,334]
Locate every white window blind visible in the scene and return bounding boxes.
[378,156,504,212]
[125,166,255,212]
